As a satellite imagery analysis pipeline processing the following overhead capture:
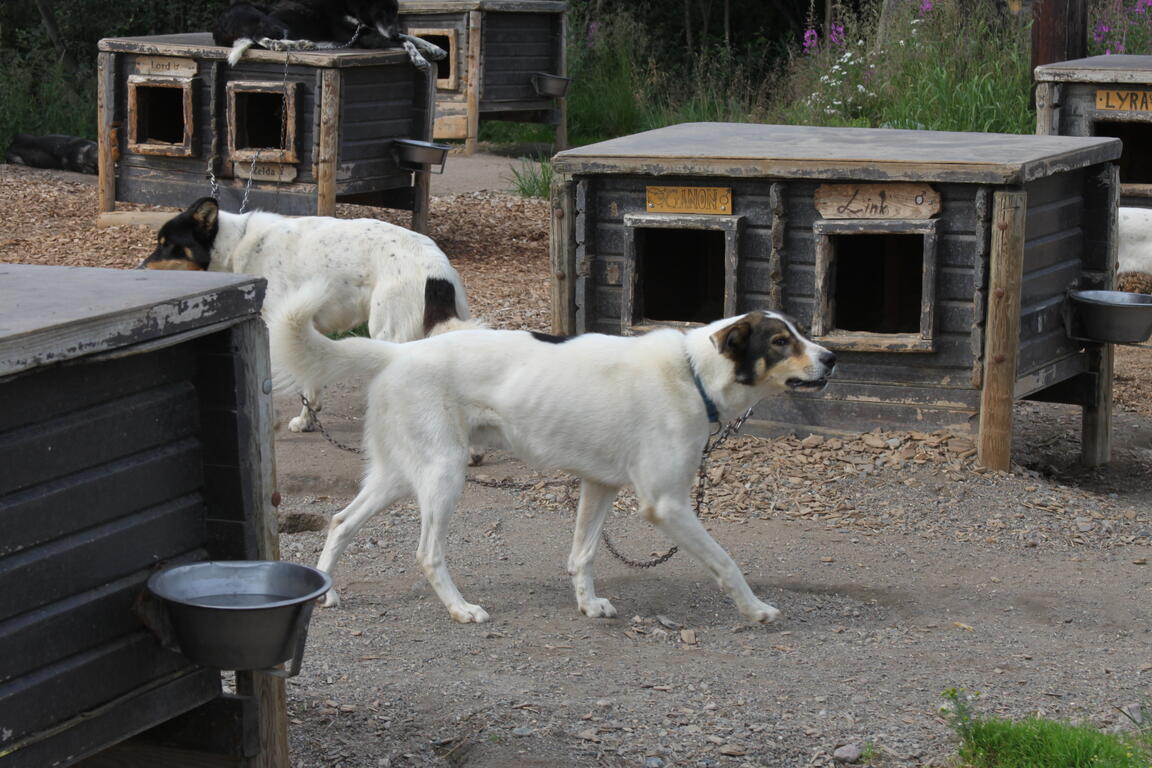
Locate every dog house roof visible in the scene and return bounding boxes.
[98,33,413,68]
[0,264,264,376]
[552,122,1121,185]
[1035,54,1152,84]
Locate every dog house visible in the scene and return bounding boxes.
[1035,55,1152,208]
[398,0,569,153]
[0,264,285,767]
[96,33,439,231]
[550,123,1122,470]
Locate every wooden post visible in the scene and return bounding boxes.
[978,189,1028,471]
[550,175,577,335]
[464,10,482,156]
[411,68,436,234]
[97,51,116,213]
[1031,0,1086,70]
[316,68,341,216]
[1081,164,1118,466]
[555,11,569,152]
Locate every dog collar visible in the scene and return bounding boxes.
[689,361,720,424]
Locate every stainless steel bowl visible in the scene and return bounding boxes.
[392,138,450,171]
[531,72,571,98]
[1066,289,1152,344]
[148,560,331,674]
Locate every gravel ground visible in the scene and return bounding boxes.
[4,162,1152,768]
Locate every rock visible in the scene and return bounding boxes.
[644,758,665,768]
[833,742,862,763]
[511,727,534,737]
[279,510,328,533]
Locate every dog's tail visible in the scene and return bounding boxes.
[268,281,396,394]
[227,37,255,66]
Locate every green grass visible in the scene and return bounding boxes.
[943,689,1152,768]
[504,155,553,199]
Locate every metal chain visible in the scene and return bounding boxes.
[299,394,363,454]
[601,407,754,569]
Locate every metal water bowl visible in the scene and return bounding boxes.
[531,72,571,98]
[392,138,451,173]
[148,560,331,677]
[1066,289,1152,344]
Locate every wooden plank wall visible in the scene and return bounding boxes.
[0,345,219,762]
[480,11,561,107]
[576,175,992,433]
[336,65,428,196]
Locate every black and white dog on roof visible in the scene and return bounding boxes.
[212,0,446,69]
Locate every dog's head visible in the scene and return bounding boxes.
[710,311,836,393]
[137,197,220,271]
[348,0,401,39]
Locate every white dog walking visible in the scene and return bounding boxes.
[269,281,837,624]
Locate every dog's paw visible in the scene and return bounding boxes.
[321,590,342,609]
[448,602,490,623]
[580,597,617,619]
[744,601,781,624]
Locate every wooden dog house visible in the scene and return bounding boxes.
[0,265,284,767]
[1035,55,1152,208]
[96,33,439,231]
[398,0,569,153]
[550,123,1122,470]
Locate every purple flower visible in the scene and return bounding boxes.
[919,0,933,14]
[1093,22,1110,43]
[1137,0,1152,13]
[803,28,819,53]
[829,22,846,46]
[585,21,600,47]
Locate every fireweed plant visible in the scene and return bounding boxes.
[1089,0,1152,55]
[767,0,1033,135]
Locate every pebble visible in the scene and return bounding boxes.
[645,758,665,768]
[833,743,862,763]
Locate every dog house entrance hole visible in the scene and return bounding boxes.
[227,81,298,165]
[1094,120,1152,185]
[236,92,287,151]
[409,28,457,90]
[636,228,725,324]
[832,234,923,333]
[135,87,185,145]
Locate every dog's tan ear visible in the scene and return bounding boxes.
[711,318,752,360]
[190,197,219,234]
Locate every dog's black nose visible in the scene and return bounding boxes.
[821,350,837,369]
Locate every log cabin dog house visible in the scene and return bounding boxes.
[1035,55,1152,209]
[549,123,1123,470]
[398,0,569,153]
[0,265,285,767]
[96,33,440,231]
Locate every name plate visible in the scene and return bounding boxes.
[646,186,732,215]
[815,183,940,220]
[1095,89,1152,112]
[235,163,297,183]
[134,56,198,77]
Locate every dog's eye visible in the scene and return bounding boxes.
[771,336,791,347]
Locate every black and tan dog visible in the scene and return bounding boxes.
[212,0,445,68]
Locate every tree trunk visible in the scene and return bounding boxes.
[684,0,694,54]
[33,0,79,77]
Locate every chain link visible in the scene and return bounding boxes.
[601,407,754,569]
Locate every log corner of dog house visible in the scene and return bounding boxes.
[548,122,1123,471]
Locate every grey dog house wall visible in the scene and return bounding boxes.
[549,122,1122,470]
[96,33,437,230]
[1035,54,1152,209]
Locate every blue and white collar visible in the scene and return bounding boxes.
[688,358,720,424]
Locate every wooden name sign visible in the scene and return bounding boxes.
[646,186,732,215]
[133,56,198,77]
[1095,89,1152,112]
[235,163,297,183]
[815,183,941,220]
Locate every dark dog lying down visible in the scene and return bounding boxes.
[4,134,97,175]
[212,0,445,68]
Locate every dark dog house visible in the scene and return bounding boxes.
[96,33,439,231]
[398,0,569,153]
[550,123,1122,471]
[0,265,286,767]
[1035,55,1152,208]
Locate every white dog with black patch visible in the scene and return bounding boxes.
[269,281,837,624]
[139,197,471,433]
